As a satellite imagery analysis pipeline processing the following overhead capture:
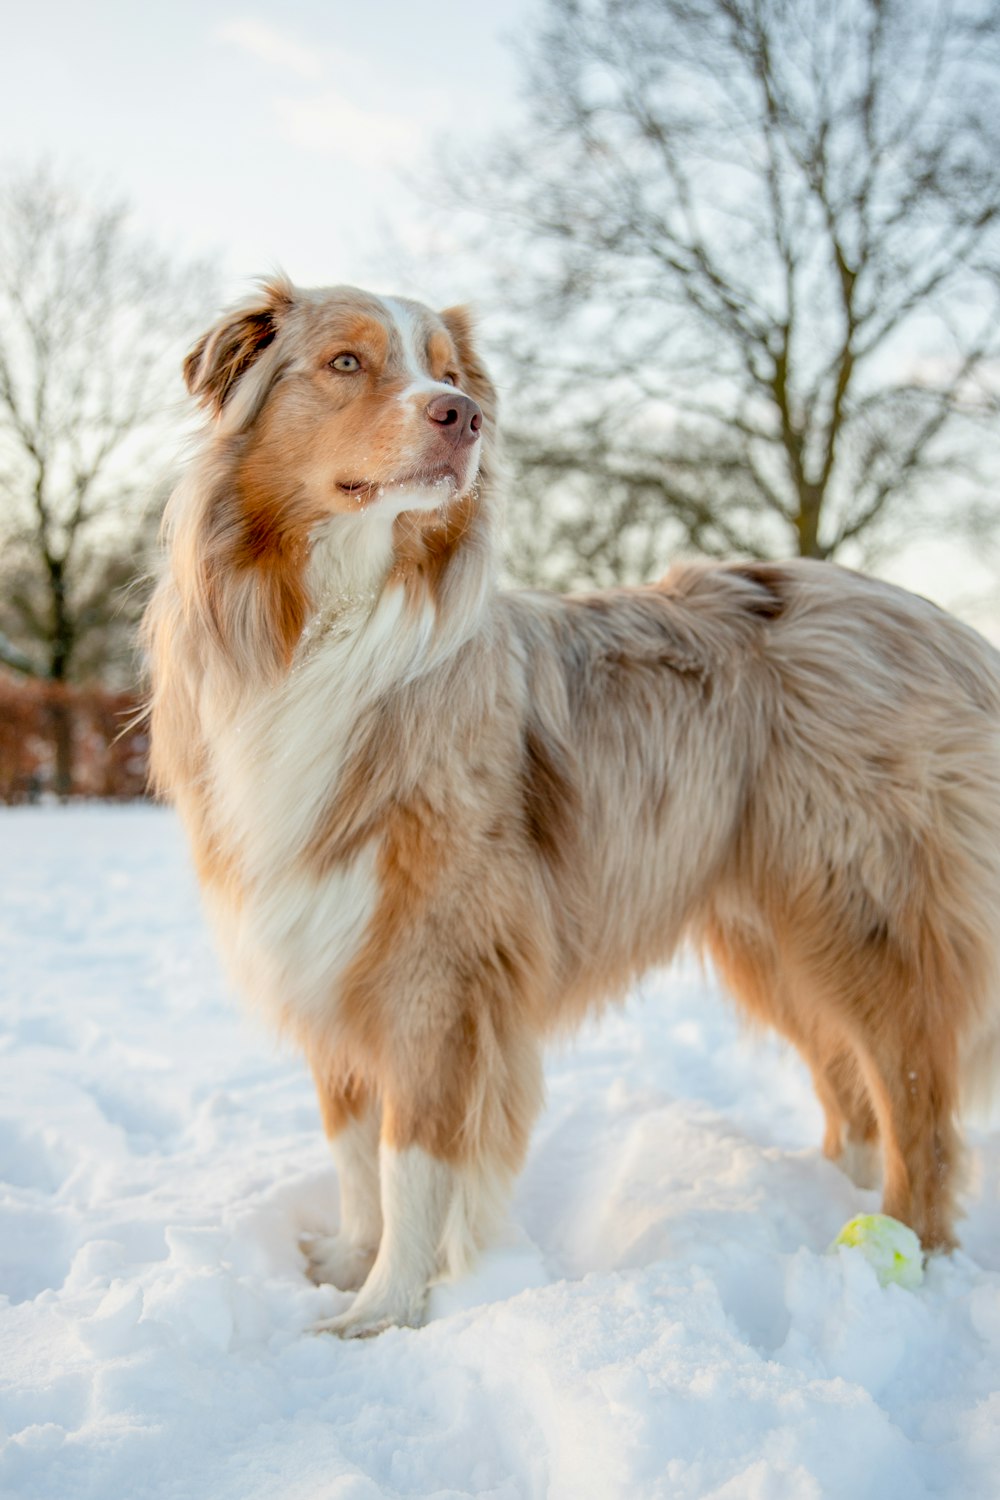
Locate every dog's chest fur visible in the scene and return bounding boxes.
[200,528,438,1035]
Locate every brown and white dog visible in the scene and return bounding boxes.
[145,278,1000,1335]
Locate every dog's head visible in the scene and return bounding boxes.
[167,280,499,675]
[184,277,496,516]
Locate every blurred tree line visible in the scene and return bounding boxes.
[1,0,999,794]
[451,0,1000,588]
[0,167,214,795]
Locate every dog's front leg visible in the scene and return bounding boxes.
[315,1140,455,1337]
[314,1023,540,1337]
[302,1070,382,1292]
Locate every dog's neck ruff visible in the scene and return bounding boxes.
[292,490,494,681]
[298,510,399,655]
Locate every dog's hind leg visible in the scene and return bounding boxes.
[706,913,880,1186]
[850,1019,963,1251]
[810,1046,881,1189]
[302,1067,382,1293]
[792,909,972,1251]
[709,895,971,1247]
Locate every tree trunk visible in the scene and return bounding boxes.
[47,556,75,799]
[48,692,74,800]
[795,487,826,559]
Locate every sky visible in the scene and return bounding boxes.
[0,0,535,294]
[2,0,998,624]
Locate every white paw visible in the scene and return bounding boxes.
[315,1308,402,1340]
[300,1233,377,1293]
[314,1280,428,1339]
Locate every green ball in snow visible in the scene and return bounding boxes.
[830,1213,925,1290]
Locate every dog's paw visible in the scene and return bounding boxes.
[300,1232,377,1293]
[315,1307,401,1340]
[314,1281,427,1339]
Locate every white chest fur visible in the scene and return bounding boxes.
[198,510,434,1032]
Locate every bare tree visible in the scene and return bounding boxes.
[440,0,1000,587]
[0,166,215,789]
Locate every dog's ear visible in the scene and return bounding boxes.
[439,306,497,429]
[184,279,293,415]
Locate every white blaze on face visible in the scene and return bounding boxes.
[382,297,450,404]
[331,297,480,517]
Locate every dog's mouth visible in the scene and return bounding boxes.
[337,465,462,503]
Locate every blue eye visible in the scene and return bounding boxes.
[330,353,361,373]
[441,372,459,386]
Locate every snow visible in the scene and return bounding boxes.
[1,805,998,1500]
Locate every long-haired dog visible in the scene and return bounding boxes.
[145,278,1000,1335]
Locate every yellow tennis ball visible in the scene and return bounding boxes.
[831,1213,925,1289]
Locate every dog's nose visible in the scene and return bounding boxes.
[425,391,482,447]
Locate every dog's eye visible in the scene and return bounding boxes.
[441,372,459,387]
[329,353,361,373]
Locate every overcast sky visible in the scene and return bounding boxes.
[4,0,998,621]
[1,0,534,293]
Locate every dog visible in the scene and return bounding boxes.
[144,277,1000,1336]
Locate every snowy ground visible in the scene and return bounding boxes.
[1,807,999,1500]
